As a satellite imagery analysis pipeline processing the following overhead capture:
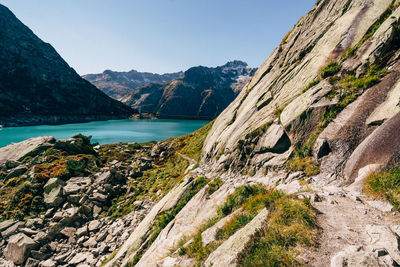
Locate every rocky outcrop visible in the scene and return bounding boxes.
[0,4,134,127]
[0,136,55,165]
[89,61,256,119]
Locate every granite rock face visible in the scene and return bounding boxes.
[0,4,134,127]
[0,136,55,165]
[201,0,400,183]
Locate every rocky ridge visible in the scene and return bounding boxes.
[86,61,256,119]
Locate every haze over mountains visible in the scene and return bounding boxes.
[0,4,134,127]
[84,61,256,119]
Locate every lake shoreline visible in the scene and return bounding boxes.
[0,119,209,148]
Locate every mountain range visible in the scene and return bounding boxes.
[84,61,256,119]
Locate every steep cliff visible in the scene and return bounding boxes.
[0,5,134,127]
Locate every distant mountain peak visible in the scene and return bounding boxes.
[84,60,257,119]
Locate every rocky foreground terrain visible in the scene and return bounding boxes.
[3,0,400,266]
[0,5,134,127]
[85,61,256,119]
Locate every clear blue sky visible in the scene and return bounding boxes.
[0,0,315,75]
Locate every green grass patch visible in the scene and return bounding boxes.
[286,128,321,177]
[206,178,224,195]
[237,193,317,266]
[245,121,273,140]
[178,185,269,264]
[176,186,317,266]
[173,121,214,162]
[302,78,321,93]
[100,249,119,266]
[215,213,254,240]
[364,166,400,210]
[286,157,320,177]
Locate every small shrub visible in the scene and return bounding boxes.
[128,143,142,150]
[43,148,62,157]
[274,107,284,119]
[72,133,92,145]
[207,178,224,195]
[237,193,317,266]
[320,61,342,78]
[66,159,86,173]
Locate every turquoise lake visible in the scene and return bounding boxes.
[0,119,209,148]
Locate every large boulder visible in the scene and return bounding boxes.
[0,136,55,165]
[4,233,38,265]
[344,112,400,184]
[63,177,91,195]
[43,178,65,207]
[254,124,291,154]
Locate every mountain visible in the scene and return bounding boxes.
[0,5,134,127]
[3,1,400,267]
[87,61,256,119]
[83,70,183,101]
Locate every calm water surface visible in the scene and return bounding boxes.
[0,119,209,148]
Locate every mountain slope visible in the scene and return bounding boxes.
[121,61,256,119]
[83,70,183,101]
[0,4,134,127]
[201,0,400,179]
